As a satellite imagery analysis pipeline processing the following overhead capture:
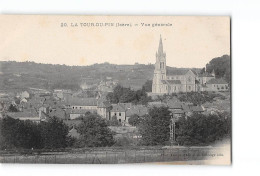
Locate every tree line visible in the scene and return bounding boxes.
[106,82,152,105]
[0,117,69,150]
[0,106,231,150]
[201,55,231,84]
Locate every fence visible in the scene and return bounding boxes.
[0,147,225,164]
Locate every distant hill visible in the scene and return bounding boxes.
[0,61,201,92]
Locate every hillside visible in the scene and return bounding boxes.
[0,61,201,92]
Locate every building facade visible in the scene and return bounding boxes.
[152,35,229,94]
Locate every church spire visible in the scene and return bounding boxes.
[158,34,163,55]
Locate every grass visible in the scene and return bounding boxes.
[0,146,228,164]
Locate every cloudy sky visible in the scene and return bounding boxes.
[0,15,230,68]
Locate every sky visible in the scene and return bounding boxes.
[0,15,230,68]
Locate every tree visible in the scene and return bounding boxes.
[0,117,42,149]
[203,55,231,84]
[8,104,19,112]
[77,113,115,147]
[39,117,69,149]
[176,113,231,146]
[108,115,121,126]
[142,80,153,92]
[128,114,142,126]
[106,84,151,105]
[138,106,171,145]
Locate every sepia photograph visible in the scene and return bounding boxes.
[0,15,231,165]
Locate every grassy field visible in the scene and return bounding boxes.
[0,146,229,164]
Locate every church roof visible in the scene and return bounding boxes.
[161,80,181,84]
[207,78,228,84]
[167,80,182,84]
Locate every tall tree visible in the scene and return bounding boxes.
[39,117,69,149]
[142,80,153,92]
[138,106,171,145]
[77,113,115,147]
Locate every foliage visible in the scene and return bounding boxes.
[177,91,224,105]
[176,112,231,146]
[106,85,152,105]
[77,113,115,147]
[107,115,122,126]
[113,137,133,147]
[202,55,231,84]
[128,114,142,126]
[0,117,42,149]
[138,106,171,146]
[39,117,69,149]
[8,104,19,112]
[142,80,153,92]
[0,116,70,150]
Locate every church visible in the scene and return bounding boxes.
[151,36,229,95]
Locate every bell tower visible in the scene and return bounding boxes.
[152,35,167,93]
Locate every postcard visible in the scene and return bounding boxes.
[0,15,231,165]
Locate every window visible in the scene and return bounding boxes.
[119,113,121,116]
[114,113,116,116]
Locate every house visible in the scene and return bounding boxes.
[110,104,126,122]
[66,97,98,111]
[66,109,96,120]
[166,99,205,118]
[97,100,111,120]
[205,78,229,91]
[17,91,30,99]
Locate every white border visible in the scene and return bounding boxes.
[1,0,260,176]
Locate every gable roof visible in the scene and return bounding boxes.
[207,78,228,84]
[191,106,204,112]
[167,102,183,109]
[6,110,38,118]
[165,80,182,84]
[67,97,98,106]
[111,104,125,112]
[97,100,111,108]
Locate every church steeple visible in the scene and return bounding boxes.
[158,35,163,55]
[152,35,167,94]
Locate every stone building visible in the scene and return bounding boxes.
[151,35,229,95]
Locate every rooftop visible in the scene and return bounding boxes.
[67,97,98,106]
[207,78,228,84]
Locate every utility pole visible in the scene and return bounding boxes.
[169,112,177,146]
